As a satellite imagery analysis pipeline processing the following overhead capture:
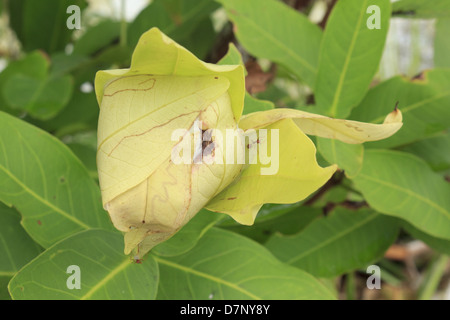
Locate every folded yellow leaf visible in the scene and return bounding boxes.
[95,27,403,258]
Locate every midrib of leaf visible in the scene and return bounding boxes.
[0,163,90,229]
[370,91,450,124]
[0,271,16,277]
[328,0,368,118]
[357,173,450,219]
[286,213,379,264]
[154,256,261,300]
[228,9,316,74]
[80,258,131,300]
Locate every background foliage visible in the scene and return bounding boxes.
[0,0,449,300]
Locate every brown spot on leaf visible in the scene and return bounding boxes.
[171,13,183,26]
[227,197,237,200]
[412,72,425,81]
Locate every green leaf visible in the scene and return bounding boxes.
[154,228,335,299]
[0,111,112,248]
[392,0,450,18]
[0,51,48,113]
[349,69,450,148]
[8,0,87,53]
[218,43,244,67]
[49,53,89,78]
[128,0,219,49]
[243,93,274,115]
[152,209,224,257]
[8,230,159,300]
[73,20,121,56]
[221,204,322,244]
[218,0,322,87]
[397,131,450,172]
[403,222,450,256]
[352,149,450,240]
[3,73,73,120]
[314,0,390,118]
[66,143,97,180]
[435,19,450,68]
[36,90,99,134]
[265,208,398,278]
[317,138,364,178]
[178,17,216,60]
[0,202,42,300]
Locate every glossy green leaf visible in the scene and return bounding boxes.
[266,208,399,277]
[349,69,450,148]
[314,0,390,118]
[397,131,450,172]
[218,0,322,87]
[8,230,159,300]
[317,137,364,178]
[8,0,87,53]
[392,0,450,18]
[0,202,42,300]
[155,228,335,299]
[0,111,112,248]
[128,0,219,49]
[435,19,450,68]
[152,209,224,257]
[352,149,450,240]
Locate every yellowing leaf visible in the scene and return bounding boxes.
[97,74,230,205]
[95,27,245,122]
[95,28,246,257]
[238,108,403,144]
[205,119,337,225]
[95,27,403,258]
